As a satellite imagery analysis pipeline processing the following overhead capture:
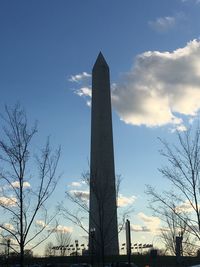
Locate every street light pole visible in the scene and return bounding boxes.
[7,239,10,258]
[90,228,95,267]
[75,239,78,262]
[7,239,10,267]
[126,220,131,267]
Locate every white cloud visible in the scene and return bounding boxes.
[69,72,91,83]
[36,221,73,233]
[0,196,17,206]
[70,190,89,201]
[131,211,192,233]
[54,225,73,233]
[182,0,200,4]
[70,190,136,207]
[3,223,14,231]
[113,39,200,129]
[76,87,92,107]
[149,16,176,32]
[36,220,47,228]
[189,117,195,124]
[11,181,30,188]
[69,180,87,188]
[138,212,160,223]
[130,224,151,232]
[70,182,82,187]
[137,212,161,233]
[117,194,136,207]
[23,181,31,187]
[149,13,185,33]
[175,200,194,213]
[86,100,91,107]
[159,227,170,232]
[76,87,91,97]
[170,124,187,133]
[73,40,200,130]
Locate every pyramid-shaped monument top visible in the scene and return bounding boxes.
[93,52,109,69]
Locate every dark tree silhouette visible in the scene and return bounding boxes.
[55,231,71,256]
[61,172,131,265]
[146,126,200,254]
[159,210,197,255]
[44,241,54,257]
[0,104,60,266]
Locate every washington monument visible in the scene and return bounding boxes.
[89,52,119,257]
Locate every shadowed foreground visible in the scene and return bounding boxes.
[2,254,200,267]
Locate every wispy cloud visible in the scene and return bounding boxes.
[149,16,176,32]
[68,179,87,187]
[36,221,73,233]
[138,212,160,224]
[117,194,136,207]
[11,181,31,189]
[130,212,161,233]
[182,0,200,4]
[175,200,194,213]
[0,181,31,192]
[54,225,73,233]
[130,224,151,232]
[69,189,136,208]
[3,223,15,231]
[75,87,91,106]
[76,87,91,97]
[35,220,47,228]
[0,196,17,207]
[69,182,82,187]
[149,13,185,33]
[69,190,89,201]
[69,72,91,83]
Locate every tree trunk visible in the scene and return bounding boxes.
[20,242,24,267]
[20,174,24,267]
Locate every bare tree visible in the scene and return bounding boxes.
[60,172,131,263]
[44,241,54,257]
[159,210,197,256]
[0,104,61,267]
[55,231,71,256]
[146,125,200,254]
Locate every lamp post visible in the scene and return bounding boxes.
[75,239,79,262]
[7,239,10,258]
[7,239,10,267]
[126,220,131,267]
[176,233,183,266]
[90,228,95,267]
[81,244,85,255]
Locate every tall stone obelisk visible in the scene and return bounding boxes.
[89,52,119,257]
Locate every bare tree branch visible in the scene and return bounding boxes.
[0,104,60,266]
[146,125,200,255]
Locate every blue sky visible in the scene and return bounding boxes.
[1,0,200,255]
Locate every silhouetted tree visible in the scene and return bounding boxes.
[60,172,131,264]
[55,231,71,256]
[160,210,197,255]
[146,125,200,254]
[44,241,54,257]
[0,104,61,267]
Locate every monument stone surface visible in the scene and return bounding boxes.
[89,52,119,256]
